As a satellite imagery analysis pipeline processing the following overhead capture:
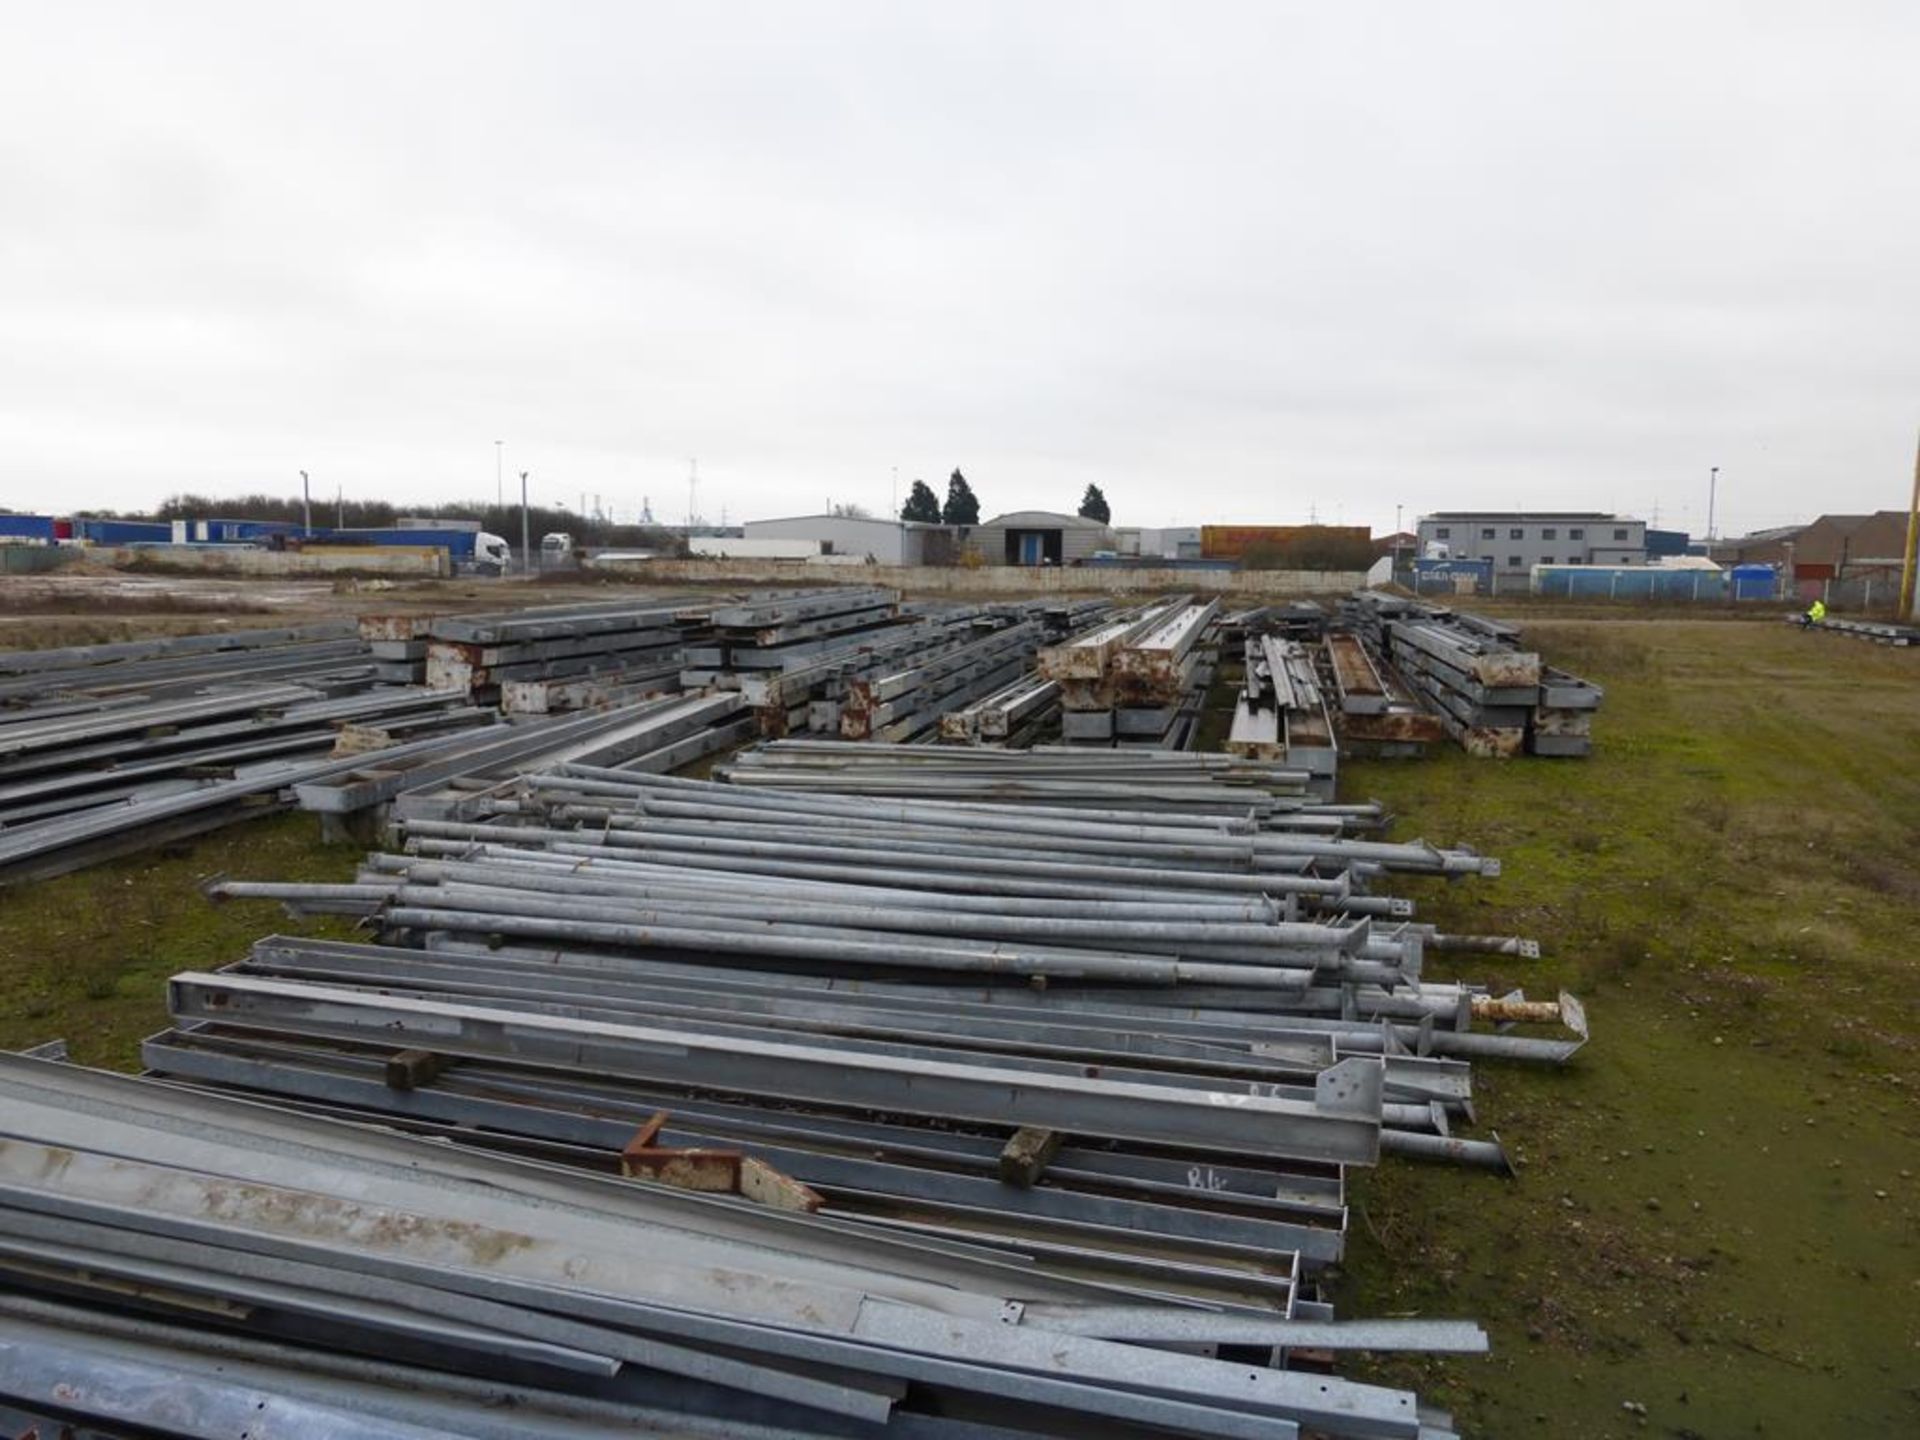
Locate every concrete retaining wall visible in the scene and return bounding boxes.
[587,557,1366,598]
[103,546,451,578]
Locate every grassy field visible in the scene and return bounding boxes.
[0,813,361,1065]
[0,608,1914,1436]
[1337,616,1920,1437]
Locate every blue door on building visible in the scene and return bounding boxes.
[1019,533,1043,565]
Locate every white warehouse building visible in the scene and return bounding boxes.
[740,514,958,566]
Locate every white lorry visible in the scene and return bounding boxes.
[474,533,512,574]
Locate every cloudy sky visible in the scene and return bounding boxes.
[2,2,1914,536]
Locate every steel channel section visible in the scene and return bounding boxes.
[141,1032,1348,1262]
[0,1301,866,1440]
[147,1023,1350,1221]
[209,953,1422,1124]
[241,934,1473,1104]
[0,1224,626,1382]
[0,1183,1354,1438]
[0,1209,895,1423]
[0,1056,1131,1314]
[0,1324,476,1440]
[168,972,1385,1165]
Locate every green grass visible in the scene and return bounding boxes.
[1335,617,1920,1437]
[0,811,364,1067]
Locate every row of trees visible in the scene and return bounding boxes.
[896,472,1112,527]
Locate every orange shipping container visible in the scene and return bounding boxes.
[1200,525,1370,560]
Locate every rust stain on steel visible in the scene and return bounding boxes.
[1325,634,1385,696]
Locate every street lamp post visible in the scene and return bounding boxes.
[1708,466,1718,542]
[520,471,531,575]
[299,470,311,536]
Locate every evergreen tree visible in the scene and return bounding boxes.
[900,480,942,523]
[942,468,981,526]
[1077,484,1111,524]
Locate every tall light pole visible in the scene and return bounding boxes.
[335,482,343,529]
[1707,466,1719,542]
[299,470,311,536]
[495,441,504,511]
[520,471,531,575]
[1897,429,1919,622]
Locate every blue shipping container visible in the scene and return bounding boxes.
[320,528,478,559]
[75,518,173,545]
[1533,565,1728,601]
[0,514,57,543]
[1410,557,1494,594]
[1729,564,1777,601]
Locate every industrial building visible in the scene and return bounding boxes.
[739,514,959,566]
[1416,511,1647,579]
[1112,526,1202,561]
[969,510,1115,566]
[1711,510,1913,599]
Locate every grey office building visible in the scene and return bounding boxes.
[1416,512,1647,579]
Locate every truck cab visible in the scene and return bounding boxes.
[540,532,575,567]
[475,533,512,575]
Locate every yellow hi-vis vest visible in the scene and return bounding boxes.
[1809,600,1827,621]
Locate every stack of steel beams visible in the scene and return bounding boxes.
[693,600,1113,742]
[1341,593,1605,757]
[0,621,369,706]
[0,1050,1491,1438]
[939,671,1061,744]
[1323,631,1446,758]
[1228,635,1339,797]
[715,738,1335,818]
[292,692,754,836]
[680,587,902,674]
[1108,598,1221,748]
[422,598,697,703]
[0,627,497,881]
[839,618,1041,741]
[355,611,436,683]
[1036,598,1187,746]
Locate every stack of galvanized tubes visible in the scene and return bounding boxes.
[199,750,1583,1186]
[79,739,1586,1436]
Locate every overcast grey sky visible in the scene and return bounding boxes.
[2,2,1914,536]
